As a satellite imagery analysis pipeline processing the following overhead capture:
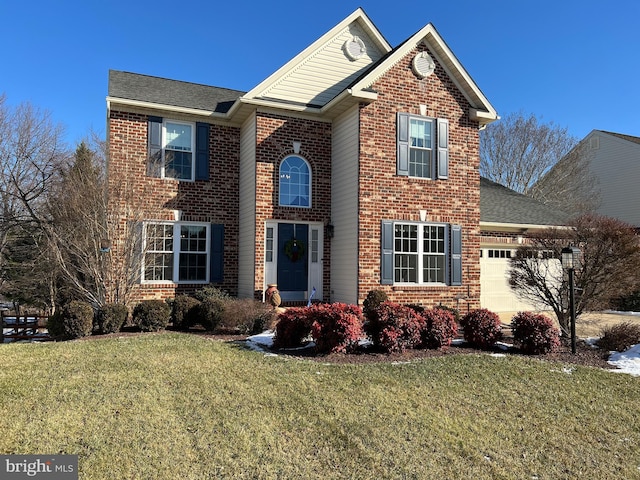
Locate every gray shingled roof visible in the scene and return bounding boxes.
[108,70,245,114]
[480,177,569,226]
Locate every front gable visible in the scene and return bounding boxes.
[244,8,390,109]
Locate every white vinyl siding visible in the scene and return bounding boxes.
[238,114,257,298]
[331,105,360,304]
[255,25,385,107]
[587,132,640,227]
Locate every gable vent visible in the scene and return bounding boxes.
[412,52,435,79]
[343,36,366,61]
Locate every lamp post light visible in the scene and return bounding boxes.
[561,246,581,354]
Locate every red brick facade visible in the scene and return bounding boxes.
[108,110,240,300]
[357,45,481,310]
[253,113,333,298]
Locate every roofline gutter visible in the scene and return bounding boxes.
[480,221,570,231]
[106,96,228,119]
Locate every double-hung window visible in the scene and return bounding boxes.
[143,222,225,283]
[397,113,449,179]
[148,116,210,181]
[381,221,462,286]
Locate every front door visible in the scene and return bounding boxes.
[277,223,309,301]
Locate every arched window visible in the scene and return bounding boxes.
[279,156,311,207]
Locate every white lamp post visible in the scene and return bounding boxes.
[561,246,581,354]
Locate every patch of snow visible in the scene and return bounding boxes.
[608,344,640,376]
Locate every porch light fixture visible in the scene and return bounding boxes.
[561,246,581,354]
[326,223,334,239]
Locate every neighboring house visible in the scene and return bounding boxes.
[479,178,570,312]
[546,130,640,227]
[106,8,501,310]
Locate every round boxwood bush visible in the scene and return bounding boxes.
[194,297,225,331]
[171,295,201,331]
[133,300,171,332]
[97,303,129,334]
[460,308,503,350]
[47,300,94,339]
[362,289,388,323]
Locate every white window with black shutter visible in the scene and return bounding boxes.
[141,222,224,284]
[381,220,462,286]
[397,113,448,179]
[147,116,210,181]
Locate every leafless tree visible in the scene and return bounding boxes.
[480,111,578,195]
[509,214,640,336]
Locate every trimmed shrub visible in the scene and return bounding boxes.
[97,303,128,334]
[171,295,201,331]
[365,301,424,353]
[597,322,640,352]
[273,307,313,349]
[460,308,503,349]
[47,301,94,339]
[133,300,171,332]
[362,290,388,323]
[434,304,460,323]
[420,308,458,349]
[218,298,275,334]
[309,303,364,354]
[510,311,560,354]
[193,286,230,302]
[194,297,225,331]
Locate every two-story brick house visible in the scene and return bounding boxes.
[106,8,499,309]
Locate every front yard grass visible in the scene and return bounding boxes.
[0,333,638,479]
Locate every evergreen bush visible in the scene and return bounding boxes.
[97,303,128,334]
[133,300,171,332]
[510,311,560,354]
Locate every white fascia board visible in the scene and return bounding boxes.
[244,8,391,100]
[106,96,227,119]
[480,221,569,232]
[350,24,498,124]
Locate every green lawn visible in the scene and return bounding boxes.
[0,333,638,479]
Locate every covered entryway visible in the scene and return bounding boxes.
[264,221,323,303]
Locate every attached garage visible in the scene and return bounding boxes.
[479,178,570,313]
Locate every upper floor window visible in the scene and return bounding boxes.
[279,155,311,207]
[397,113,449,179]
[147,116,210,181]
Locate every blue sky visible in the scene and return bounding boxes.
[3,1,639,147]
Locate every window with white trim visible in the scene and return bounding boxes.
[393,223,446,284]
[382,220,461,286]
[143,222,210,283]
[397,113,449,179]
[279,155,311,207]
[148,117,210,181]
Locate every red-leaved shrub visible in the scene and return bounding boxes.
[420,307,458,349]
[365,301,425,353]
[273,307,312,349]
[309,303,364,354]
[460,308,503,349]
[510,312,560,354]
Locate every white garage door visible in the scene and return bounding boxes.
[480,249,538,312]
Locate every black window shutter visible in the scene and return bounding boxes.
[147,116,163,177]
[437,118,449,179]
[381,221,394,285]
[195,122,210,181]
[210,224,224,283]
[397,113,409,176]
[450,224,462,286]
